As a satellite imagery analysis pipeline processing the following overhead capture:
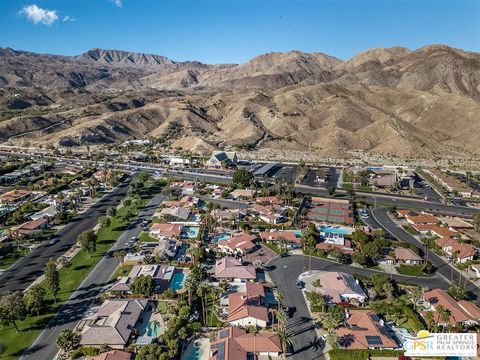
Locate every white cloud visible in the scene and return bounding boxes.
[63,15,77,22]
[20,4,59,26]
[114,0,122,7]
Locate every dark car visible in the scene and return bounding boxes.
[296,280,304,289]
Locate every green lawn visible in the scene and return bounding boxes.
[205,295,224,327]
[139,231,158,243]
[109,264,134,282]
[156,301,168,314]
[397,264,434,277]
[0,247,30,270]
[263,241,281,254]
[0,200,147,360]
[402,224,418,235]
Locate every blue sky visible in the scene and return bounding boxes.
[1,0,479,63]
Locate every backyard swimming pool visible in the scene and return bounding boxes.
[146,321,161,337]
[214,233,231,243]
[182,226,200,239]
[182,338,209,360]
[170,271,186,290]
[319,226,350,235]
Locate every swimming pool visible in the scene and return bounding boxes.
[170,271,186,290]
[182,226,200,239]
[319,226,349,235]
[215,233,231,243]
[182,339,207,360]
[146,321,161,337]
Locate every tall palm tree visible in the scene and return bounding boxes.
[276,328,293,359]
[248,325,259,360]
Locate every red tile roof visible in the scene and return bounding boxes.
[422,289,478,325]
[214,258,256,280]
[218,232,257,252]
[228,282,268,323]
[336,310,398,349]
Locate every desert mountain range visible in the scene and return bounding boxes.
[0,45,479,159]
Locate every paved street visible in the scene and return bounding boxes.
[0,180,131,293]
[370,207,480,301]
[20,193,165,360]
[267,255,448,360]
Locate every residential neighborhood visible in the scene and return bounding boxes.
[0,152,479,360]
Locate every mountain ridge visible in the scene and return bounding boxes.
[0,44,479,160]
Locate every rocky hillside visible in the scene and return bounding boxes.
[0,45,479,159]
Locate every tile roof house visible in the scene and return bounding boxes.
[80,299,149,348]
[163,195,199,208]
[259,230,301,245]
[230,189,255,199]
[315,239,353,254]
[336,310,399,350]
[88,350,132,360]
[209,327,282,359]
[0,189,31,205]
[252,204,287,224]
[435,238,477,263]
[15,217,49,236]
[110,264,175,294]
[214,258,256,281]
[397,210,438,225]
[394,248,423,265]
[170,181,196,194]
[412,224,457,238]
[149,223,183,239]
[315,272,367,304]
[228,282,269,328]
[218,232,257,255]
[160,206,191,221]
[422,289,480,326]
[211,209,244,222]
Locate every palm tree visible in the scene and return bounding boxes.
[326,331,340,350]
[151,319,161,337]
[276,328,293,359]
[437,305,451,332]
[410,286,423,310]
[248,325,259,360]
[424,311,436,332]
[113,250,126,267]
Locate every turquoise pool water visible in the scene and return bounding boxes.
[146,321,161,337]
[215,233,231,243]
[320,226,349,235]
[170,272,186,290]
[182,226,200,238]
[183,341,205,360]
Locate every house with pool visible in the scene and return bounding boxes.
[209,327,282,359]
[213,257,256,282]
[227,281,269,328]
[78,298,152,348]
[110,264,187,295]
[259,229,302,247]
[217,232,257,255]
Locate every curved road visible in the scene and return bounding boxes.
[267,255,448,360]
[370,207,480,301]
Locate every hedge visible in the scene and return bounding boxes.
[329,349,404,360]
